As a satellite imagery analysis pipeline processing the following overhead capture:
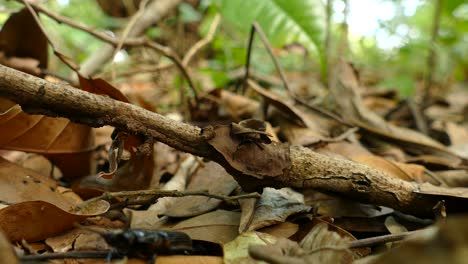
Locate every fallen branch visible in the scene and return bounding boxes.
[0,65,449,216]
[77,189,261,210]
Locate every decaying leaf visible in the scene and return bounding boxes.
[0,200,109,242]
[164,161,238,218]
[368,216,468,264]
[331,62,464,168]
[0,157,76,210]
[224,231,277,264]
[241,187,310,232]
[248,80,307,127]
[206,124,291,179]
[0,8,47,74]
[169,210,240,244]
[249,223,353,264]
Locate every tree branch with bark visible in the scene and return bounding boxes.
[0,64,454,217]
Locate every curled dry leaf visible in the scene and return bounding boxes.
[248,80,307,127]
[331,62,463,168]
[0,8,48,74]
[206,124,291,179]
[241,187,310,232]
[0,200,109,242]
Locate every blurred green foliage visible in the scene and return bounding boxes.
[0,0,465,96]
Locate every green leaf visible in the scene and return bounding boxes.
[219,0,325,67]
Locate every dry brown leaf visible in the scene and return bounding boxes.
[0,200,109,242]
[352,154,425,182]
[164,162,238,218]
[304,190,393,218]
[249,223,353,264]
[219,90,259,120]
[0,157,77,210]
[368,216,468,264]
[0,8,47,73]
[248,80,307,127]
[243,187,309,232]
[206,125,290,179]
[331,62,463,167]
[169,210,240,244]
[224,231,278,264]
[258,222,299,238]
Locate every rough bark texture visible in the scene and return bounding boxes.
[0,65,446,216]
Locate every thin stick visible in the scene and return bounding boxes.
[112,0,150,61]
[324,0,333,87]
[182,13,221,66]
[105,14,220,79]
[350,230,420,248]
[19,251,116,261]
[76,189,261,211]
[241,24,256,94]
[20,1,199,102]
[422,0,444,106]
[251,22,292,96]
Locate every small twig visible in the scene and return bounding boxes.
[104,14,220,80]
[241,23,256,94]
[407,98,428,135]
[250,22,293,96]
[76,189,261,211]
[20,1,199,102]
[324,0,333,87]
[242,22,349,128]
[294,96,352,126]
[112,0,150,61]
[350,230,420,248]
[109,0,150,82]
[305,127,358,147]
[182,13,221,66]
[422,0,444,106]
[19,251,117,261]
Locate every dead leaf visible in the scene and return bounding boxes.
[0,200,109,242]
[206,125,290,179]
[0,157,76,210]
[248,80,307,127]
[249,223,353,264]
[224,231,277,264]
[0,8,48,72]
[368,216,468,264]
[352,154,425,182]
[164,162,238,217]
[331,62,463,167]
[243,187,309,232]
[170,210,240,244]
[258,222,299,238]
